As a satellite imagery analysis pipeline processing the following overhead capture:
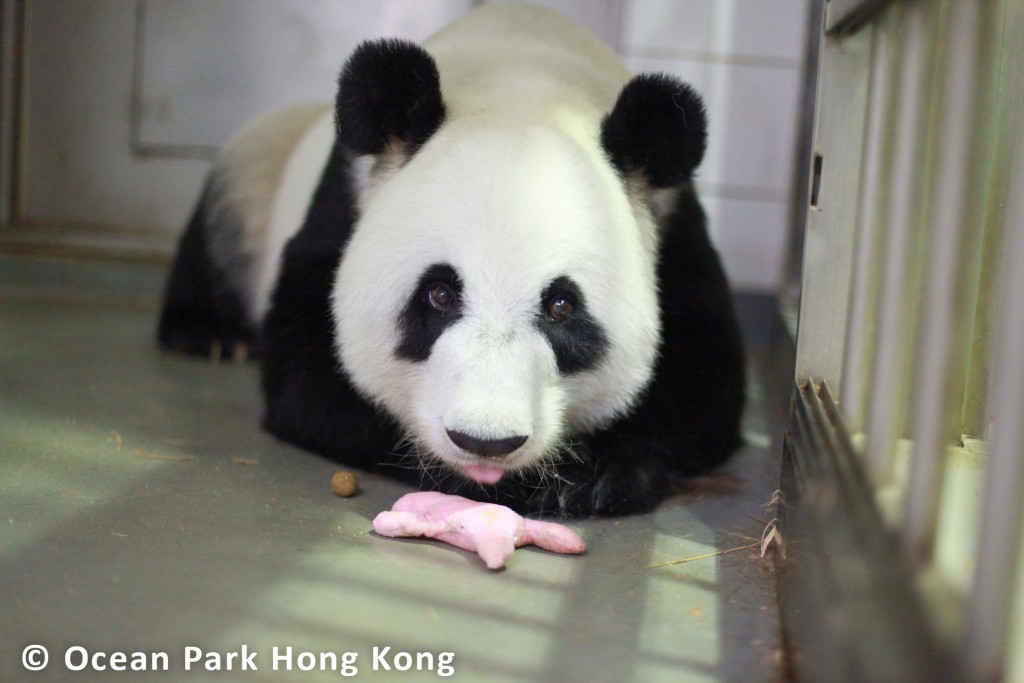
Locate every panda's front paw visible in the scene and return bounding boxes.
[161,331,253,362]
[587,458,668,516]
[530,458,667,518]
[158,314,255,362]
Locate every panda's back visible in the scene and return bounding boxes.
[424,3,630,125]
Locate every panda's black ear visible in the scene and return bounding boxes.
[335,39,446,156]
[601,74,707,188]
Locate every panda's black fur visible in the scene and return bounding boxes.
[158,6,746,519]
[335,39,447,156]
[158,185,258,358]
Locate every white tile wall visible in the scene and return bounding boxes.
[622,0,811,292]
[139,0,474,150]
[622,0,714,54]
[700,61,803,194]
[16,0,810,293]
[708,0,809,63]
[702,195,790,291]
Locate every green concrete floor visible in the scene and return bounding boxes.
[0,255,787,682]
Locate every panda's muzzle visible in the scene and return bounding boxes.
[445,429,528,459]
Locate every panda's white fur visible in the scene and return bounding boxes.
[335,126,660,477]
[254,110,336,319]
[334,6,660,482]
[203,103,329,323]
[159,3,746,516]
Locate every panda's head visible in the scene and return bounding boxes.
[331,40,707,485]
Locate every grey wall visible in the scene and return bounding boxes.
[8,0,809,292]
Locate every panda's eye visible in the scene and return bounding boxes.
[546,294,574,322]
[427,283,455,312]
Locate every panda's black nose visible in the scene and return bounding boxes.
[446,429,528,458]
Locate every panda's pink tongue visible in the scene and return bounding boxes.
[464,463,505,485]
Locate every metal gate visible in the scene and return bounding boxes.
[782,0,1024,680]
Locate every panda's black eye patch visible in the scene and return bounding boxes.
[396,263,462,361]
[538,276,608,374]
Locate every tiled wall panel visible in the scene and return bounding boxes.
[623,0,810,290]
[14,0,809,291]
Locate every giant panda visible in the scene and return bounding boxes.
[158,3,746,518]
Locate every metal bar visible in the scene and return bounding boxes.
[780,0,826,328]
[959,0,1018,439]
[962,78,1024,683]
[793,23,874,389]
[826,0,899,35]
[781,379,951,683]
[863,3,931,487]
[901,0,985,564]
[840,17,893,433]
[0,0,22,224]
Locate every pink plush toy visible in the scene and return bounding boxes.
[373,492,586,570]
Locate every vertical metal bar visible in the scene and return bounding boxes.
[959,0,1018,439]
[862,3,930,486]
[962,91,1024,683]
[901,0,984,564]
[826,0,900,34]
[840,18,891,434]
[794,22,874,390]
[780,0,825,330]
[946,0,1007,443]
[0,0,22,225]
